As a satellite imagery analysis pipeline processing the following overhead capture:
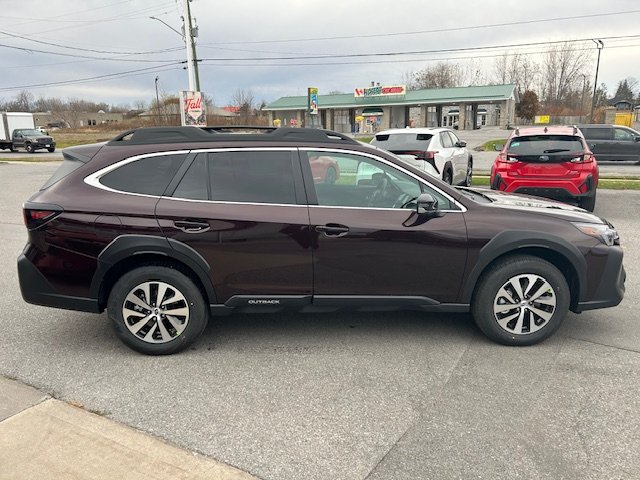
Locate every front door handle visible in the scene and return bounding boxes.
[315,223,349,237]
[174,220,210,233]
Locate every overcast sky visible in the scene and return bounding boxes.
[1,0,639,109]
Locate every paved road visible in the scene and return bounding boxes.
[1,162,639,480]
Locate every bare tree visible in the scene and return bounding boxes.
[231,88,256,123]
[540,42,587,107]
[410,62,463,89]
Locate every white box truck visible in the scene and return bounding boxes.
[1,112,56,153]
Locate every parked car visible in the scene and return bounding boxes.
[11,128,56,153]
[309,154,340,183]
[490,126,599,211]
[370,127,473,186]
[18,127,624,354]
[577,124,640,163]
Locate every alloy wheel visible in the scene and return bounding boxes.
[492,274,556,335]
[122,281,190,343]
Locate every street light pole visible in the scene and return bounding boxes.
[154,76,161,125]
[150,8,200,92]
[589,39,604,123]
[184,0,200,91]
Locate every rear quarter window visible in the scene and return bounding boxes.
[100,154,186,196]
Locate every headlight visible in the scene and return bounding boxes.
[572,222,619,246]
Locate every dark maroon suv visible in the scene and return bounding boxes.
[18,127,626,354]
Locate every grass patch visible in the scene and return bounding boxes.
[478,138,507,152]
[471,176,490,187]
[0,156,60,162]
[356,136,373,143]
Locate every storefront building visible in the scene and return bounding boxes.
[263,84,517,133]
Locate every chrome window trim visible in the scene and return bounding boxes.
[298,147,466,213]
[84,150,190,198]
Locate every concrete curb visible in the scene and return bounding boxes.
[0,376,259,480]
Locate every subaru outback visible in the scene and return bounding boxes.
[18,126,625,354]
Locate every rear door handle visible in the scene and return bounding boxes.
[315,223,349,237]
[173,220,210,233]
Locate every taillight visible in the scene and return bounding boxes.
[23,205,63,230]
[425,150,438,160]
[497,153,518,163]
[570,153,595,163]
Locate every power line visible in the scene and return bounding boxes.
[0,63,185,92]
[195,34,640,62]
[201,9,640,46]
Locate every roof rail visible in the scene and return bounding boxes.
[107,126,359,146]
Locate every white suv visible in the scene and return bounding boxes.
[370,128,473,185]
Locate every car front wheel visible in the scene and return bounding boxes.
[471,255,569,346]
[25,143,34,153]
[107,266,209,355]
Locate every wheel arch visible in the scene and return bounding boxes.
[462,231,585,309]
[92,235,216,310]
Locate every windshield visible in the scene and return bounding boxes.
[507,135,584,155]
[18,129,45,136]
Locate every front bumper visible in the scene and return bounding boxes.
[18,253,100,313]
[574,246,626,312]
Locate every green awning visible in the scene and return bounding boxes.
[362,107,384,116]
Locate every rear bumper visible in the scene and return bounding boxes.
[574,246,626,312]
[18,253,101,313]
[491,173,596,201]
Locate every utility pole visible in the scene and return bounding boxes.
[589,39,604,123]
[154,76,161,125]
[182,0,200,92]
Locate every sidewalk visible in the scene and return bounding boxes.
[0,376,258,480]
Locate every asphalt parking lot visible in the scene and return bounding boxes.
[1,161,639,480]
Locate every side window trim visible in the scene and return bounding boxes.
[84,150,190,198]
[296,149,319,205]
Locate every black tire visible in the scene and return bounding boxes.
[463,158,473,186]
[442,167,453,185]
[471,255,570,346]
[107,266,209,355]
[25,143,34,153]
[580,191,596,212]
[324,166,337,184]
[47,147,56,153]
[9,144,17,152]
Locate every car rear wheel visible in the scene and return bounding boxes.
[580,191,596,212]
[463,158,473,186]
[325,166,337,184]
[471,255,569,346]
[443,168,453,185]
[107,266,208,355]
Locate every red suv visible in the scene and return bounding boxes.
[490,126,599,211]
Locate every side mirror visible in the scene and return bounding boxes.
[456,141,467,148]
[635,136,640,142]
[494,143,504,151]
[416,193,438,214]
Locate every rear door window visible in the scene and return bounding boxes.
[581,127,612,140]
[171,151,299,204]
